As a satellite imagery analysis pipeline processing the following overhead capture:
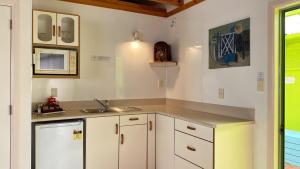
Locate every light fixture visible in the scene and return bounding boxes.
[194,45,202,48]
[132,30,141,41]
[131,30,141,48]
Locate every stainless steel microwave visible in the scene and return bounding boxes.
[33,48,78,75]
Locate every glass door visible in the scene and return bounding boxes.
[33,10,57,45]
[280,6,300,169]
[57,14,79,46]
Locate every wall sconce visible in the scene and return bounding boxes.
[194,45,202,49]
[132,31,141,41]
[131,30,141,48]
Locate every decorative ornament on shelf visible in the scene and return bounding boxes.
[154,41,171,62]
[36,96,64,114]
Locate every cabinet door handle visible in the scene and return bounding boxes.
[52,25,56,36]
[115,124,119,134]
[187,146,196,152]
[187,126,196,131]
[58,26,61,37]
[121,134,124,145]
[129,117,139,121]
[149,121,153,131]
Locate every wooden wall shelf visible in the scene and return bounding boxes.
[149,61,177,67]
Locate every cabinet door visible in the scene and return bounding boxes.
[57,14,79,46]
[86,116,119,169]
[0,5,11,169]
[175,156,201,169]
[119,125,147,169]
[148,114,156,169]
[156,114,175,169]
[33,10,57,45]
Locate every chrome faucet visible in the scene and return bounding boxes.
[95,99,109,112]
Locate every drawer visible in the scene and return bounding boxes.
[175,131,213,169]
[175,156,202,169]
[120,114,147,126]
[175,119,214,142]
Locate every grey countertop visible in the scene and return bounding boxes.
[32,105,254,128]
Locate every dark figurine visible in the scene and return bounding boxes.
[154,41,171,62]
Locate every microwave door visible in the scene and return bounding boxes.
[35,49,69,74]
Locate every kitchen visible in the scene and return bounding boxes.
[0,0,296,169]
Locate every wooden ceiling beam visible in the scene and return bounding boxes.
[167,0,204,17]
[148,0,184,6]
[60,0,168,17]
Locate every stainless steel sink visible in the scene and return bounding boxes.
[81,106,142,114]
[110,106,143,112]
[81,108,118,114]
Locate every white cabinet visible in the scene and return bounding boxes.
[119,124,147,169]
[120,114,147,126]
[33,10,79,47]
[86,116,119,169]
[57,14,79,46]
[175,156,201,169]
[175,119,253,169]
[33,10,57,45]
[0,5,11,169]
[148,114,156,169]
[156,114,175,169]
[175,131,213,169]
[175,119,214,142]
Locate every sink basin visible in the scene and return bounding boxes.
[110,106,143,112]
[81,107,142,114]
[81,108,118,114]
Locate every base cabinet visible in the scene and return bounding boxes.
[86,116,119,169]
[175,156,201,169]
[119,125,147,169]
[156,114,175,169]
[85,114,252,169]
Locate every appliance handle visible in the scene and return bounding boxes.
[52,25,56,36]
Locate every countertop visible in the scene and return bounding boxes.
[32,105,254,128]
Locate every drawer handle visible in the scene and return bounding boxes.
[121,134,124,145]
[58,26,61,37]
[52,25,56,36]
[149,121,153,131]
[115,124,119,134]
[187,126,196,130]
[129,117,139,121]
[187,146,196,152]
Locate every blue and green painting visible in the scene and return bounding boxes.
[209,18,250,69]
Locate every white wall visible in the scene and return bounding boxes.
[32,0,169,102]
[165,0,272,168]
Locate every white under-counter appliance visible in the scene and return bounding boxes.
[34,120,84,169]
[33,48,78,75]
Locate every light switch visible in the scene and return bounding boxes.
[257,72,264,92]
[158,80,164,88]
[218,88,224,99]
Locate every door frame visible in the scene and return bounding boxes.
[280,5,300,169]
[268,1,300,169]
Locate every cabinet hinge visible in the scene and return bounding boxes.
[10,19,12,30]
[9,105,12,115]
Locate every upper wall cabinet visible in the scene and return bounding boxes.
[33,10,79,47]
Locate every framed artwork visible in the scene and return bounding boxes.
[209,18,250,69]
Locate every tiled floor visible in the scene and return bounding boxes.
[286,163,300,169]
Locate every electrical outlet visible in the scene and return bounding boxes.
[158,80,164,88]
[218,88,224,99]
[51,88,58,97]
